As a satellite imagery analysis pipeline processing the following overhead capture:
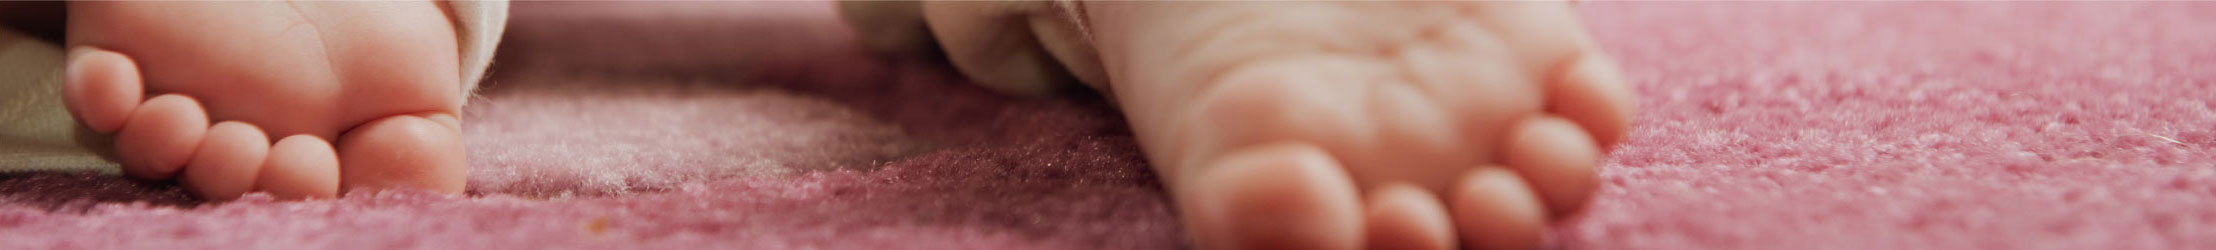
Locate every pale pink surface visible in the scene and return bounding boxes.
[2,2,2213,249]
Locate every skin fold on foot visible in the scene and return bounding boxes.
[61,1,471,200]
[843,1,1636,249]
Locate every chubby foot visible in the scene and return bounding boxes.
[841,1,1634,247]
[62,1,471,200]
[1083,2,1635,249]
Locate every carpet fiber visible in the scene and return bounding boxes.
[2,2,2211,249]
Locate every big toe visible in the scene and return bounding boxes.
[334,113,466,195]
[1183,143,1363,250]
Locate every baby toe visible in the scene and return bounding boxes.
[61,47,144,133]
[1500,115,1603,216]
[1448,167,1547,250]
[182,121,270,201]
[259,135,340,200]
[115,94,208,179]
[1545,52,1635,148]
[1363,183,1457,250]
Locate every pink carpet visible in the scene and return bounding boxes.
[3,2,2212,249]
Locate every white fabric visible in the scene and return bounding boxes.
[0,28,118,173]
[451,0,509,103]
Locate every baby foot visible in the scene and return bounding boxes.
[847,1,1631,248]
[1079,2,1635,249]
[847,1,1632,248]
[62,1,469,200]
